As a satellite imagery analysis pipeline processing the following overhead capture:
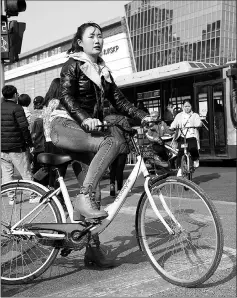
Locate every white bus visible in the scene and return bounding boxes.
[115,61,237,161]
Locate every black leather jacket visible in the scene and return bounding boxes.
[59,58,148,125]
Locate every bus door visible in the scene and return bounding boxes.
[194,79,227,158]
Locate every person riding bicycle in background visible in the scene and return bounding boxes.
[49,22,150,268]
[170,99,202,177]
[145,110,174,168]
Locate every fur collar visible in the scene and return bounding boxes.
[67,52,112,89]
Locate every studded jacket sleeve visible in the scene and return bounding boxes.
[108,76,149,121]
[60,59,90,125]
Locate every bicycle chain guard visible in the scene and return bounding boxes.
[25,222,93,251]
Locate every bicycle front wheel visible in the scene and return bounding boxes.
[136,176,223,287]
[181,154,192,180]
[1,181,62,284]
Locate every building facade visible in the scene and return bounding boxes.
[4,17,134,101]
[4,0,236,100]
[125,0,236,71]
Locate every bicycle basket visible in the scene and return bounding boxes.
[141,145,154,159]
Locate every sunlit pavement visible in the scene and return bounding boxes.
[1,164,236,297]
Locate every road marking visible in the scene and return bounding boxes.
[101,190,236,206]
[44,246,236,298]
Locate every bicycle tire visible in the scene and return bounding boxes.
[181,154,192,181]
[136,176,223,287]
[1,181,62,284]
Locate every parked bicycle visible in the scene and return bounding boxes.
[1,123,223,287]
[141,133,178,176]
[144,126,200,181]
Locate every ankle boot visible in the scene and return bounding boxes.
[84,242,116,268]
[73,193,108,220]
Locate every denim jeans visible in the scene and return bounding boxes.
[1,151,33,199]
[50,117,125,193]
[1,151,32,183]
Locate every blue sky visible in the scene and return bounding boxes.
[9,1,130,54]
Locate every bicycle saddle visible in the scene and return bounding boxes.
[37,153,73,166]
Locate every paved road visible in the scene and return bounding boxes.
[1,164,236,297]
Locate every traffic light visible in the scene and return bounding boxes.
[8,20,26,63]
[1,15,9,60]
[4,0,26,17]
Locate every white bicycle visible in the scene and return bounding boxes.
[1,123,223,287]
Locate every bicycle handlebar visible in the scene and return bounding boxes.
[96,123,137,136]
[171,126,201,130]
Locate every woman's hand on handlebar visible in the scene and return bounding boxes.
[81,118,103,131]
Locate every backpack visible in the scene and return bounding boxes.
[31,117,45,153]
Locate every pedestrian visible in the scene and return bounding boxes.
[137,101,149,114]
[145,110,174,168]
[104,106,131,197]
[18,93,32,127]
[18,94,33,165]
[42,78,63,187]
[164,102,174,125]
[49,22,150,268]
[170,99,202,176]
[31,96,47,185]
[1,85,38,204]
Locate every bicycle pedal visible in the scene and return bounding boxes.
[60,248,72,257]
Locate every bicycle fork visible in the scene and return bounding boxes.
[144,178,182,234]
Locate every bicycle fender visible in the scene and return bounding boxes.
[135,173,170,251]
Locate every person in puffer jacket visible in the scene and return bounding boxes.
[1,85,33,204]
[49,22,151,268]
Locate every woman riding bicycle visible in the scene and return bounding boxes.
[170,99,202,177]
[49,22,149,267]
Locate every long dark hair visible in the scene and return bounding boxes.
[44,78,60,107]
[67,22,103,54]
[183,99,192,106]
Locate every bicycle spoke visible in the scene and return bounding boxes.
[1,182,61,284]
[138,176,223,287]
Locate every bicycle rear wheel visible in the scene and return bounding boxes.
[136,176,223,287]
[1,181,62,284]
[181,154,192,180]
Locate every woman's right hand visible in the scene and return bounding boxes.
[81,118,103,131]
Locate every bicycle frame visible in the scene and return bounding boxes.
[9,154,179,239]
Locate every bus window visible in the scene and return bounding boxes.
[199,101,208,119]
[231,77,237,128]
[197,85,210,148]
[213,84,225,146]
